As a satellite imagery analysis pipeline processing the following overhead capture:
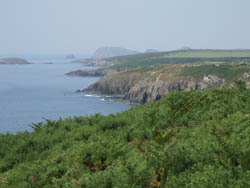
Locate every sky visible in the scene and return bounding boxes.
[0,0,250,54]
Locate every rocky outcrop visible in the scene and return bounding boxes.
[66,69,112,77]
[125,75,224,103]
[83,72,144,95]
[83,69,225,104]
[0,58,30,64]
[72,58,113,67]
[92,47,140,58]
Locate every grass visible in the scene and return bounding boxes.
[126,66,156,73]
[105,49,250,70]
[179,64,250,81]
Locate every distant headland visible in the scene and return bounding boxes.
[0,57,31,64]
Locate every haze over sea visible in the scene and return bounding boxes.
[0,55,130,133]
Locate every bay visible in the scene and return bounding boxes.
[0,55,130,133]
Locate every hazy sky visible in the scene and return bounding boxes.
[1,0,250,54]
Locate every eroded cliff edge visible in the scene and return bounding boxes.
[81,63,250,104]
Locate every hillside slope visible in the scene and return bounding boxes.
[106,49,250,69]
[1,87,250,187]
[69,49,250,103]
[84,63,250,103]
[92,47,140,58]
[69,49,250,69]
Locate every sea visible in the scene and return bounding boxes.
[0,54,131,133]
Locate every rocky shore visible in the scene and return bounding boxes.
[66,69,116,77]
[83,72,225,104]
[82,64,250,104]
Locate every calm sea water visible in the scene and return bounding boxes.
[0,55,131,133]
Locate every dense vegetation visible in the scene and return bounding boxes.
[1,86,250,187]
[106,49,250,69]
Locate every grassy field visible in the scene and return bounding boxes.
[163,49,250,58]
[179,64,250,81]
[106,49,250,69]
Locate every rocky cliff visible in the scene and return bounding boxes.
[66,69,115,77]
[83,65,230,104]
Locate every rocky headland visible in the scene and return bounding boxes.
[92,47,140,58]
[66,69,115,77]
[72,58,113,67]
[71,46,140,67]
[82,64,250,104]
[73,49,250,104]
[0,58,30,64]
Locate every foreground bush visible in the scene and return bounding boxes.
[1,87,250,187]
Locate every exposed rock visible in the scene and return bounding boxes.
[83,69,225,104]
[92,47,140,58]
[0,58,30,64]
[66,69,111,77]
[243,73,250,79]
[83,72,143,95]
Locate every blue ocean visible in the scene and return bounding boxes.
[0,55,130,133]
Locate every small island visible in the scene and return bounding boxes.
[65,54,76,59]
[0,57,31,65]
[66,69,113,77]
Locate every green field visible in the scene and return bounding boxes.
[163,49,250,58]
[106,49,250,69]
[1,87,250,187]
[180,64,250,81]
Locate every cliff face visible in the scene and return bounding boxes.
[83,72,144,96]
[125,75,224,103]
[83,65,227,104]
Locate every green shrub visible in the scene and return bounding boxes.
[1,88,250,187]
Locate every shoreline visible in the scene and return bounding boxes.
[79,90,135,105]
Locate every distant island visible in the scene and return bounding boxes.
[0,58,30,64]
[92,47,140,58]
[145,49,159,53]
[71,47,140,66]
[65,54,76,59]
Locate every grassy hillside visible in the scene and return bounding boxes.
[105,49,250,69]
[1,86,250,187]
[179,64,250,81]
